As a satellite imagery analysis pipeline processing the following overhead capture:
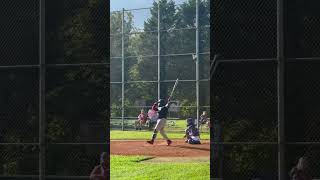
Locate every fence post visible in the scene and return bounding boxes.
[195,0,200,128]
[277,0,285,179]
[39,0,46,179]
[158,0,161,101]
[121,8,125,131]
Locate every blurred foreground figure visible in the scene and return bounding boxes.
[90,152,108,180]
[289,157,312,180]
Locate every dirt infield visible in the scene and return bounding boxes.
[110,140,210,157]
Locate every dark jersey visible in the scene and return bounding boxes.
[158,106,169,119]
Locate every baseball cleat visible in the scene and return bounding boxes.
[147,140,154,145]
[167,140,172,146]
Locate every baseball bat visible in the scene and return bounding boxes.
[168,78,179,101]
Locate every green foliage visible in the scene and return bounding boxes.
[3,161,17,175]
[111,104,121,117]
[110,11,134,57]
[180,100,197,118]
[110,0,210,110]
[0,145,38,175]
[47,117,69,142]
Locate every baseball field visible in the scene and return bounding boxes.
[110,120,210,179]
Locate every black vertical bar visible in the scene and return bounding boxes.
[210,10,223,180]
[210,0,216,178]
[106,1,110,178]
[39,0,46,179]
[277,0,285,179]
[210,0,213,176]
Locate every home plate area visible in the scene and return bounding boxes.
[110,140,210,157]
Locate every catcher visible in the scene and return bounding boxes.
[184,118,201,144]
[147,99,172,146]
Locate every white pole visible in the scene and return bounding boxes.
[158,1,161,100]
[196,0,200,128]
[121,8,125,131]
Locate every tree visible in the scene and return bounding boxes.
[123,0,210,108]
[44,0,108,175]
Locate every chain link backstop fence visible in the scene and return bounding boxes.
[2,0,320,179]
[211,0,320,179]
[110,0,210,135]
[0,0,108,179]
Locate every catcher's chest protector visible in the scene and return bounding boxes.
[188,127,200,136]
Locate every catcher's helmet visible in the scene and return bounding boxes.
[187,118,194,126]
[158,99,166,107]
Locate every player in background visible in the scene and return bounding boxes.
[135,109,147,130]
[199,111,209,131]
[147,99,172,146]
[147,102,159,129]
[200,111,208,124]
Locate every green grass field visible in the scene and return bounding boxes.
[110,119,210,140]
[110,155,210,180]
[110,130,210,140]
